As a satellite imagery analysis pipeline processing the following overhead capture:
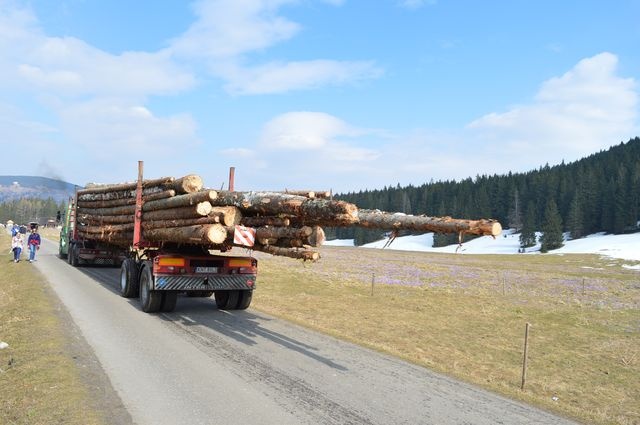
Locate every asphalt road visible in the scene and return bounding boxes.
[34,238,579,425]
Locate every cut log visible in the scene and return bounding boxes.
[144,224,227,245]
[284,190,316,198]
[77,189,177,209]
[256,226,312,240]
[356,209,502,236]
[252,244,320,261]
[240,216,290,227]
[77,197,136,209]
[170,175,203,194]
[210,206,242,226]
[284,190,332,199]
[77,230,133,243]
[144,189,176,202]
[309,225,325,247]
[77,223,134,234]
[141,202,212,221]
[212,191,358,225]
[77,186,169,202]
[77,214,133,225]
[77,204,135,217]
[79,177,175,195]
[142,216,221,230]
[143,190,217,212]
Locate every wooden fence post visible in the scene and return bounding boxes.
[521,322,531,390]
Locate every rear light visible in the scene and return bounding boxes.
[229,258,252,267]
[158,257,186,267]
[155,257,186,274]
[238,267,256,274]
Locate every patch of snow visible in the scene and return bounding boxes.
[326,229,640,264]
[324,239,355,247]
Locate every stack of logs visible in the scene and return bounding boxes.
[76,174,502,261]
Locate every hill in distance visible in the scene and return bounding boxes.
[0,176,79,203]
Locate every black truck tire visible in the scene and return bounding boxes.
[235,290,253,310]
[139,265,162,313]
[120,259,139,298]
[215,290,240,310]
[160,292,178,312]
[69,245,79,267]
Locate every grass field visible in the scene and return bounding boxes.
[0,232,104,425]
[250,246,640,425]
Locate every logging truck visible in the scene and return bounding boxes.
[59,163,256,313]
[58,161,502,314]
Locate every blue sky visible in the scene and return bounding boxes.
[1,0,638,193]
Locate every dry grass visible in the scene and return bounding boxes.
[251,245,640,425]
[0,233,103,425]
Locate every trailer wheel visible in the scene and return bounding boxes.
[67,244,74,265]
[235,290,253,310]
[139,266,162,313]
[214,290,239,310]
[160,292,178,312]
[69,246,79,267]
[120,259,139,298]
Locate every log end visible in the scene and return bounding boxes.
[488,221,502,236]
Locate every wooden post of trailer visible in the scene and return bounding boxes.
[229,167,235,192]
[133,161,144,247]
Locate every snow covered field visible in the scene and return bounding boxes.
[325,229,640,267]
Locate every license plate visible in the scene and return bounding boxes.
[195,267,218,273]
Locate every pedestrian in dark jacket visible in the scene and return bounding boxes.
[27,228,41,262]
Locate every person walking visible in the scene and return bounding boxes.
[27,228,41,262]
[11,232,24,263]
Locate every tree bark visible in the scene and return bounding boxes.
[77,204,135,217]
[283,190,332,199]
[77,223,134,234]
[252,244,320,261]
[142,216,221,230]
[240,216,290,227]
[356,209,502,236]
[77,197,136,209]
[143,190,217,211]
[78,176,175,195]
[77,214,133,225]
[212,191,358,225]
[141,202,212,221]
[144,224,227,245]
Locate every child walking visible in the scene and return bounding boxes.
[11,232,24,263]
[27,228,41,262]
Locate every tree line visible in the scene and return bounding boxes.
[0,198,66,226]
[329,137,640,251]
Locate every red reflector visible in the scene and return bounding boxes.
[246,280,254,287]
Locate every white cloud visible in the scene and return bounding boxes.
[171,0,299,59]
[468,52,638,167]
[221,59,382,95]
[57,98,199,160]
[170,0,382,94]
[260,111,362,150]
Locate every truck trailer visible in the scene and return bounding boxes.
[59,162,256,313]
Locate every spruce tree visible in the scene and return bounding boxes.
[540,199,564,252]
[507,188,523,231]
[519,202,537,248]
[565,192,583,239]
